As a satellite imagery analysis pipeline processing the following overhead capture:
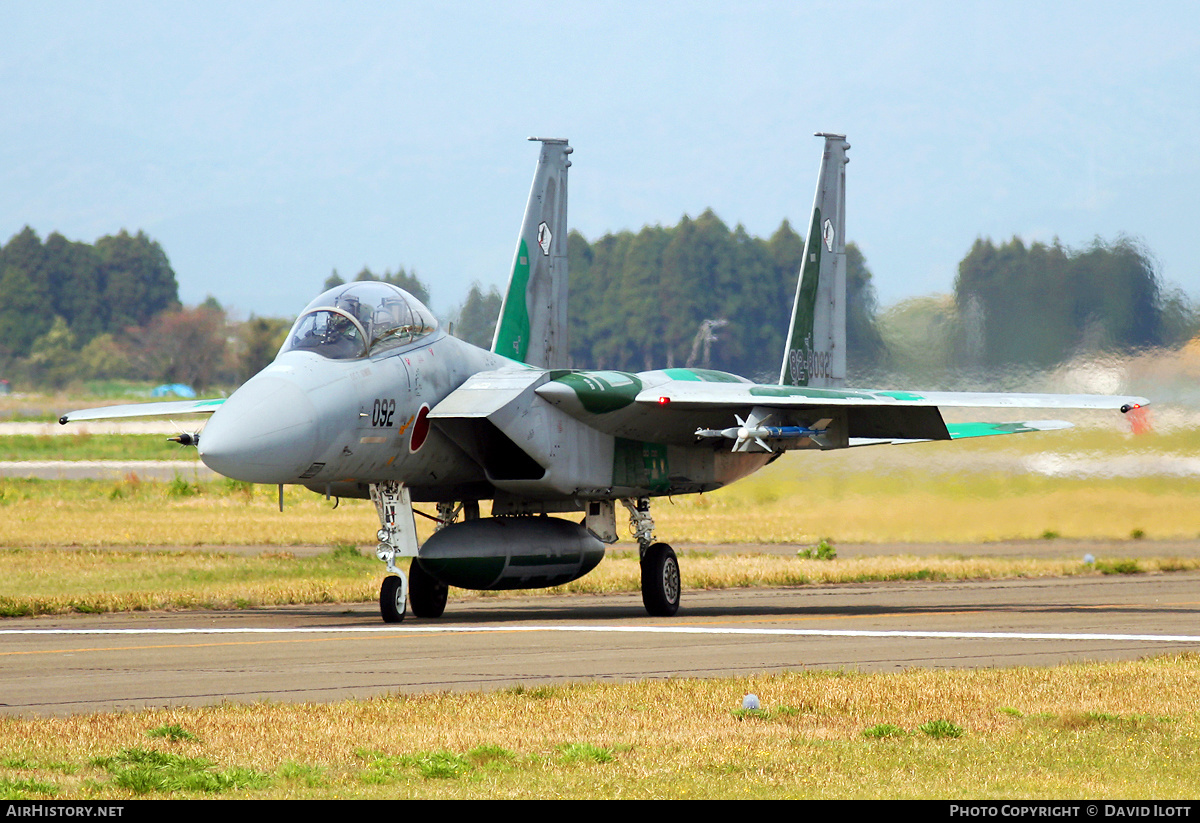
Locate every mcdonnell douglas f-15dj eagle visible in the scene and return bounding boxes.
[60,134,1149,622]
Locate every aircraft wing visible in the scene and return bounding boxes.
[534,370,1147,448]
[634,383,1145,450]
[58,398,225,424]
[641,382,1145,412]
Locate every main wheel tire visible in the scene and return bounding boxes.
[409,559,449,618]
[641,542,681,616]
[380,575,406,623]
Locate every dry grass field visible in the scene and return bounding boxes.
[3,424,1198,547]
[3,656,1199,799]
[3,424,1199,617]
[2,421,1197,798]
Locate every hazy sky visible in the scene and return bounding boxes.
[3,1,1197,320]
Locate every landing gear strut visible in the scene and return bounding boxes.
[371,481,419,623]
[371,491,468,622]
[623,497,680,616]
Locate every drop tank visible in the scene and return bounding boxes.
[416,517,605,590]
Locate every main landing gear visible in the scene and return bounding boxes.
[623,497,681,616]
[408,558,449,618]
[370,483,679,620]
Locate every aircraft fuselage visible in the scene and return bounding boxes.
[199,330,498,491]
[198,324,775,509]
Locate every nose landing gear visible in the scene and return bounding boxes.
[371,487,464,622]
[371,481,419,623]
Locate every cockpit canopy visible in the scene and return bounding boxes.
[281,282,438,360]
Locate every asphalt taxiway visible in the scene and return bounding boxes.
[4,571,1200,716]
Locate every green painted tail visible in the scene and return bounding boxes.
[780,133,849,387]
[492,138,572,368]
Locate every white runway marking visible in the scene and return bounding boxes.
[4,626,1200,643]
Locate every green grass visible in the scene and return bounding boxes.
[91,748,270,795]
[146,724,199,743]
[862,723,907,739]
[917,719,965,739]
[797,539,837,560]
[0,434,199,462]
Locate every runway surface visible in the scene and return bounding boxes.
[4,571,1200,717]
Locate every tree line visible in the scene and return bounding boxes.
[2,220,1193,393]
[0,226,441,390]
[0,227,178,357]
[451,212,885,382]
[452,222,1196,383]
[0,227,300,390]
[953,236,1194,368]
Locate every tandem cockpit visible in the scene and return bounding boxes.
[282,281,438,360]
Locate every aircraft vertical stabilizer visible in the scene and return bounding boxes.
[492,137,572,368]
[779,133,849,387]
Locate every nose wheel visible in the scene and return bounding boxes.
[380,572,408,623]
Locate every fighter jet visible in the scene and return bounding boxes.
[60,134,1148,622]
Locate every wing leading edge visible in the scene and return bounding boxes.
[641,381,1146,411]
[58,398,225,424]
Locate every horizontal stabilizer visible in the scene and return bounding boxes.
[849,419,1074,448]
[946,420,1072,439]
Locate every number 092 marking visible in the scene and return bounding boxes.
[371,398,396,427]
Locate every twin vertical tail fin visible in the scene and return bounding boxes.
[779,133,849,387]
[495,134,840,379]
[492,137,572,368]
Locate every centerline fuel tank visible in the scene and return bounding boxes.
[416,516,605,590]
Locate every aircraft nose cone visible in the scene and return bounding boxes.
[199,375,319,483]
